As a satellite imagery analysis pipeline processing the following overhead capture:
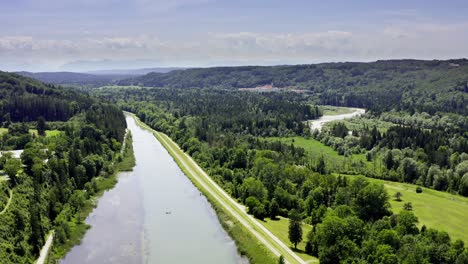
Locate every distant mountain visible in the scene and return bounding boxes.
[15,71,134,87]
[87,67,186,75]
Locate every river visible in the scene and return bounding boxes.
[309,107,366,131]
[61,115,245,264]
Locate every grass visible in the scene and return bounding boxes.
[320,105,356,116]
[131,113,290,264]
[340,174,468,243]
[0,128,61,137]
[46,130,135,263]
[257,217,316,262]
[266,136,376,174]
[323,116,394,134]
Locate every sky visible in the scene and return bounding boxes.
[1,0,468,72]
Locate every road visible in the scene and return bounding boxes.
[131,114,310,264]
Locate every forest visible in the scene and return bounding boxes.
[117,59,467,114]
[0,72,127,263]
[96,85,468,264]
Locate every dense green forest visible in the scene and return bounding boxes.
[16,71,134,88]
[0,72,127,263]
[118,59,468,114]
[96,86,468,263]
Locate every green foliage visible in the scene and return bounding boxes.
[354,183,391,221]
[118,59,468,114]
[96,81,468,264]
[0,72,127,262]
[288,209,302,249]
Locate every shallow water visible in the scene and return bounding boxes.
[61,115,245,264]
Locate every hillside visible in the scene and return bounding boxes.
[0,71,127,263]
[118,59,468,114]
[87,67,185,75]
[15,71,133,87]
[0,71,101,122]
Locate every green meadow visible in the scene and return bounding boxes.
[338,174,468,243]
[269,136,468,244]
[266,136,378,175]
[256,216,317,262]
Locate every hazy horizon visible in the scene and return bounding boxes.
[1,0,468,72]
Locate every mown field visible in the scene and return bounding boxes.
[272,135,468,244]
[266,136,379,175]
[339,174,468,244]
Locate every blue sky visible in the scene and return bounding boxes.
[1,0,467,71]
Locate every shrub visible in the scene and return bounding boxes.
[416,186,423,193]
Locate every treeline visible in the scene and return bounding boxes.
[100,88,320,137]
[0,71,98,122]
[16,71,133,88]
[317,116,468,196]
[96,87,468,263]
[0,72,127,263]
[117,59,468,114]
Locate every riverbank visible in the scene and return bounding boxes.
[310,106,366,131]
[129,112,306,264]
[45,130,135,263]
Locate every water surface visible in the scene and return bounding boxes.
[61,115,244,264]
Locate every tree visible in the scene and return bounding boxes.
[240,177,267,202]
[37,116,46,136]
[278,255,285,264]
[316,155,327,174]
[245,196,266,219]
[269,198,280,219]
[288,209,303,249]
[393,192,402,202]
[459,173,468,196]
[4,158,21,186]
[397,210,419,236]
[354,183,390,221]
[403,202,413,211]
[384,150,394,170]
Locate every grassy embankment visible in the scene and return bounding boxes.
[271,135,468,244]
[46,131,136,263]
[131,113,298,264]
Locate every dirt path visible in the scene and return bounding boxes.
[36,231,54,264]
[131,113,308,264]
[0,189,13,215]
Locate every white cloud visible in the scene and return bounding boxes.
[1,20,468,71]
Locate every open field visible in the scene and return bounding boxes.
[130,113,313,264]
[340,174,468,243]
[266,136,377,174]
[257,217,315,262]
[319,105,356,116]
[0,128,61,137]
